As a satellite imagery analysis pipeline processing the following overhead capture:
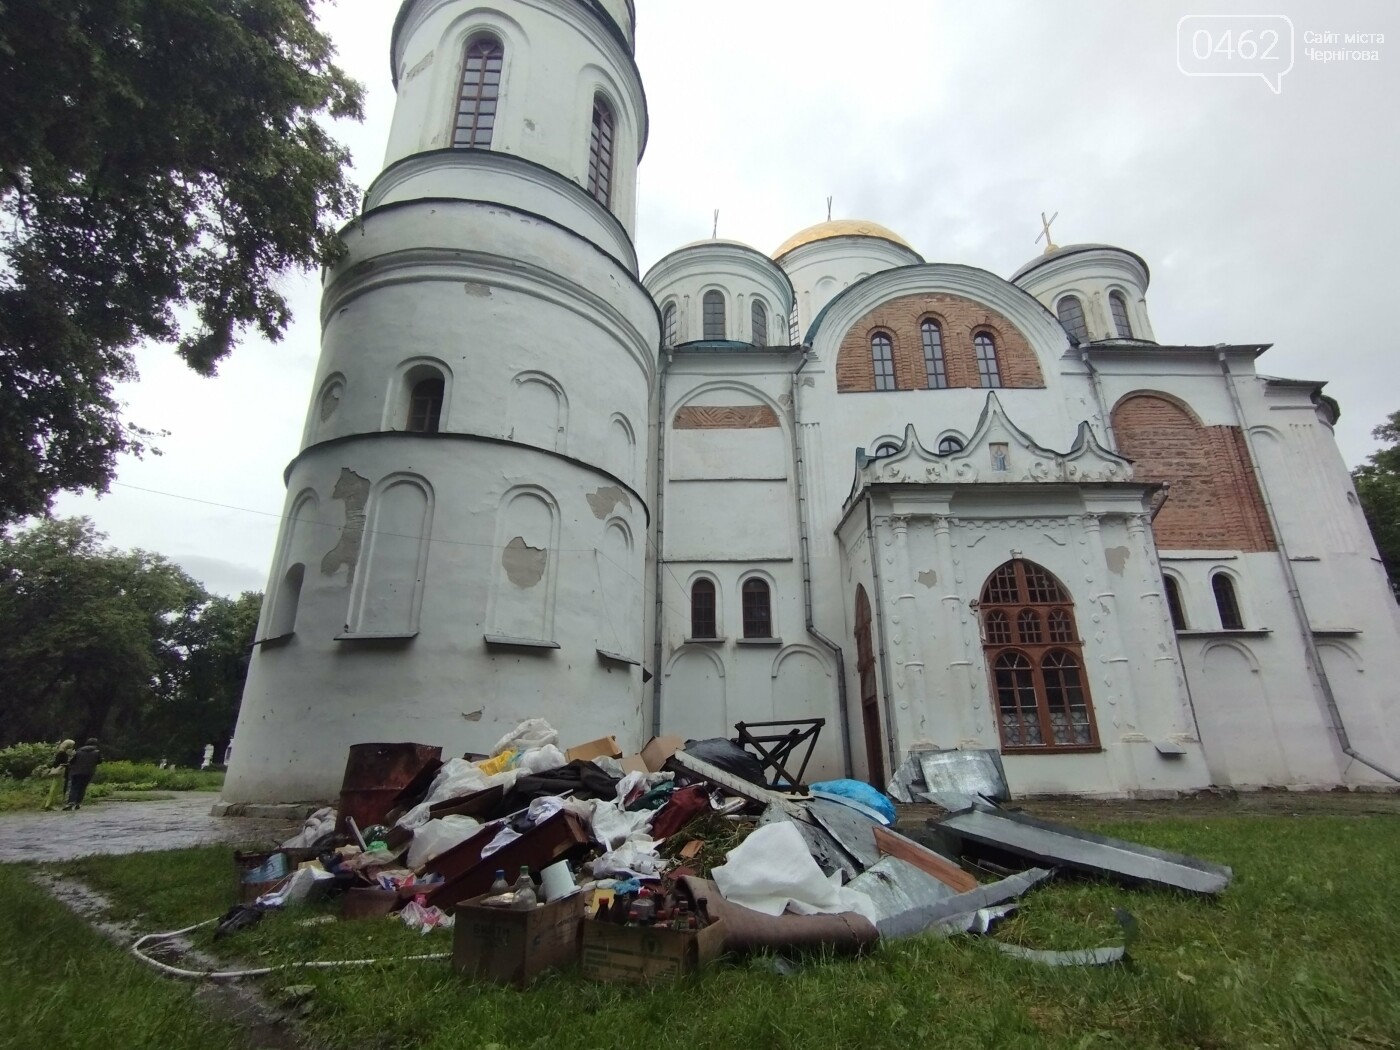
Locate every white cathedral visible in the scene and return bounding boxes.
[222,0,1400,804]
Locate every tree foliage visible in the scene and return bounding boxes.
[1353,410,1400,598]
[0,0,363,522]
[0,517,262,761]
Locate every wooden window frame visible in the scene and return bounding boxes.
[751,298,768,347]
[702,290,726,340]
[741,578,773,639]
[1212,572,1244,630]
[1163,575,1188,630]
[980,559,1100,753]
[974,331,1002,388]
[407,377,444,433]
[690,578,717,639]
[453,36,503,149]
[662,303,678,347]
[871,332,896,391]
[1056,295,1089,343]
[1109,290,1134,338]
[921,319,948,389]
[587,95,615,207]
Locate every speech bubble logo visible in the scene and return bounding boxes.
[1177,15,1295,94]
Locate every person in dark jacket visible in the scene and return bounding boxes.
[63,739,102,810]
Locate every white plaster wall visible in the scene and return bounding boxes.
[1013,247,1156,343]
[643,242,793,346]
[387,0,645,233]
[226,439,650,803]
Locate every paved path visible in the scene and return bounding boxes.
[0,793,298,864]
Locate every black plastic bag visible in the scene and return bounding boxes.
[683,738,767,785]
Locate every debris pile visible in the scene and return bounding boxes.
[226,721,1232,986]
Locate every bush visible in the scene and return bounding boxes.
[0,742,59,781]
[93,761,223,791]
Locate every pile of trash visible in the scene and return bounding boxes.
[231,720,1232,983]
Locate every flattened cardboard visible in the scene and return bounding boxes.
[565,736,623,763]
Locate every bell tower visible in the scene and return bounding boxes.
[224,0,656,803]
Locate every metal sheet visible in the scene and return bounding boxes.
[990,908,1138,967]
[886,750,933,804]
[808,800,882,870]
[936,809,1233,896]
[847,856,955,935]
[876,866,1055,941]
[757,803,860,881]
[916,749,1010,811]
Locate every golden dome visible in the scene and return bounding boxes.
[773,219,915,259]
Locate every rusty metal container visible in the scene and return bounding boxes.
[337,742,442,836]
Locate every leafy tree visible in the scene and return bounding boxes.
[1353,410,1400,598]
[0,0,363,522]
[0,517,262,757]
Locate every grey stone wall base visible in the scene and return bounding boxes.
[210,801,331,820]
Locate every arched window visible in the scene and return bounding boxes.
[1056,295,1089,343]
[703,291,726,340]
[1109,291,1133,338]
[974,332,1002,388]
[751,299,768,347]
[980,559,1099,751]
[871,333,895,391]
[741,578,772,638]
[1163,575,1188,630]
[690,579,717,639]
[874,442,900,458]
[1212,573,1243,630]
[788,300,800,344]
[587,95,615,207]
[662,303,678,347]
[938,436,964,455]
[268,563,304,638]
[921,319,947,389]
[407,377,444,433]
[454,36,503,149]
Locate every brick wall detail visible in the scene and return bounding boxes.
[673,405,779,429]
[1112,393,1276,552]
[835,292,1046,393]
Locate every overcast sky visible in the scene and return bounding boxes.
[49,0,1400,596]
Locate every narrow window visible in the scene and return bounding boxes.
[938,436,964,455]
[871,333,895,391]
[587,95,615,207]
[703,291,726,340]
[454,36,503,149]
[1109,291,1133,338]
[407,377,444,433]
[662,303,678,347]
[1056,295,1089,343]
[788,301,800,343]
[980,559,1099,751]
[269,563,304,638]
[690,579,717,638]
[1163,576,1188,630]
[1213,573,1243,630]
[741,579,772,638]
[974,332,1002,388]
[751,299,769,347]
[921,320,948,389]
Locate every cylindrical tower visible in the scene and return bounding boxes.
[223,0,656,803]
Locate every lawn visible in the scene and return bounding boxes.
[8,812,1393,1050]
[0,764,226,812]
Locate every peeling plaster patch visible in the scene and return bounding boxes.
[463,282,492,298]
[320,468,369,585]
[917,569,938,588]
[462,709,483,721]
[403,50,434,82]
[586,485,631,519]
[524,118,537,132]
[1105,546,1131,575]
[503,536,547,587]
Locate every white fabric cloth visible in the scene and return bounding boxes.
[711,821,878,923]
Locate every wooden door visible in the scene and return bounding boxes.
[854,585,886,789]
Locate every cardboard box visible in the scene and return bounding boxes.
[580,918,726,983]
[615,735,687,776]
[565,736,623,763]
[452,892,585,988]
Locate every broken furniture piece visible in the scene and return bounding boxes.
[732,718,825,790]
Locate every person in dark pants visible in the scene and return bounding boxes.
[63,739,102,810]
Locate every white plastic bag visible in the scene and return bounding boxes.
[517,744,567,774]
[490,718,559,757]
[407,815,482,869]
[591,837,664,879]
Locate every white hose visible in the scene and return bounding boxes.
[130,917,449,980]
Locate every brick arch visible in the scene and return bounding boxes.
[836,292,1045,392]
[1111,392,1275,552]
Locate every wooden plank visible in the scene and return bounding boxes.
[872,825,979,893]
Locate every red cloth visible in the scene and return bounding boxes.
[650,784,710,840]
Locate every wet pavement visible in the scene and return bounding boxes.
[0,793,298,864]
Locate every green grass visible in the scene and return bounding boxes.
[0,764,224,811]
[36,813,1400,1050]
[0,864,245,1050]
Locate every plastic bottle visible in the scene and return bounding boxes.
[633,887,656,925]
[489,870,510,896]
[511,866,537,910]
[511,866,533,895]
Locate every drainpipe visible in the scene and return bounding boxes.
[790,350,854,776]
[865,493,900,775]
[1078,344,1117,451]
[650,348,672,734]
[1217,348,1400,783]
